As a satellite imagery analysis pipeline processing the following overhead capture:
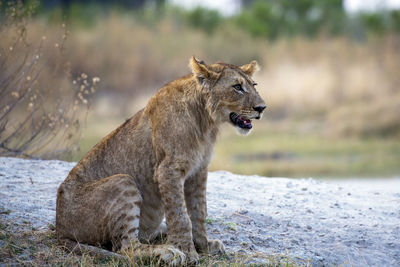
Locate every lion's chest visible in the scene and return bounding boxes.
[185,131,215,178]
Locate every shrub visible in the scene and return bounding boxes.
[0,1,98,159]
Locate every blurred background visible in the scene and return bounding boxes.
[1,0,399,178]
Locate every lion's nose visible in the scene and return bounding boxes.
[253,105,266,113]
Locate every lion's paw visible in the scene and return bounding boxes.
[186,249,200,265]
[154,245,186,266]
[208,239,225,255]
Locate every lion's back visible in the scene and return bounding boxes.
[65,108,155,185]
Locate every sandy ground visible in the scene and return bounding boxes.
[0,157,399,266]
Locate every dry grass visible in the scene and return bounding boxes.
[62,12,262,98]
[257,36,400,138]
[51,13,400,139]
[0,218,299,267]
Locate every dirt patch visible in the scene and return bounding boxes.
[1,157,399,266]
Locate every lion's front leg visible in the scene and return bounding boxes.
[185,168,225,255]
[156,160,199,264]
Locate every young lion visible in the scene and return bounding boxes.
[56,57,266,265]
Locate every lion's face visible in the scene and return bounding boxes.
[190,57,266,135]
[212,66,266,134]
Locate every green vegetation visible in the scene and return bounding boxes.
[4,0,400,39]
[22,0,400,38]
[235,0,400,39]
[186,6,223,34]
[236,0,346,39]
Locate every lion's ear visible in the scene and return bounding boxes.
[240,60,260,76]
[189,56,218,87]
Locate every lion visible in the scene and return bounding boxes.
[56,57,266,265]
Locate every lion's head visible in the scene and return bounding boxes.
[190,56,266,135]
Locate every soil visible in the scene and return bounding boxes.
[1,157,399,266]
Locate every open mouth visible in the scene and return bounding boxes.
[230,112,252,129]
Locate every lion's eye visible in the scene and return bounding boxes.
[233,84,244,93]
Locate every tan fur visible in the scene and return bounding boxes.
[56,57,266,265]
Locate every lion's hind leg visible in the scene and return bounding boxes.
[58,237,126,260]
[103,176,186,266]
[57,174,185,266]
[109,179,185,266]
